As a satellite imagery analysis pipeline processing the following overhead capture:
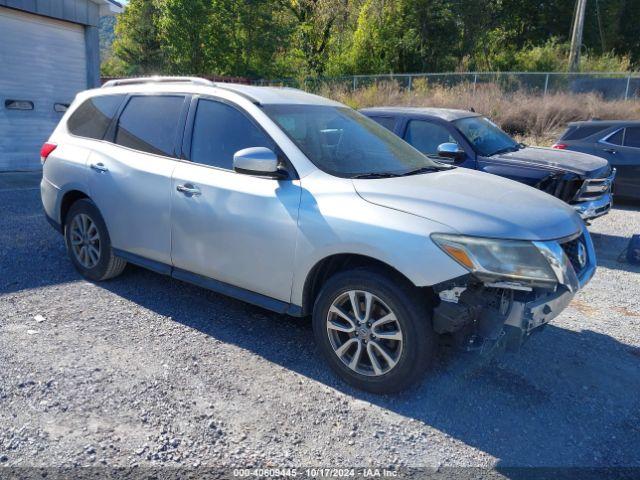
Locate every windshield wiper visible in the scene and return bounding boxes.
[354,166,450,179]
[488,145,520,156]
[400,166,450,176]
[352,172,402,179]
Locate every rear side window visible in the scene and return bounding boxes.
[404,120,456,156]
[562,125,607,140]
[624,127,640,148]
[190,99,275,170]
[67,95,125,139]
[605,129,624,146]
[115,95,185,157]
[369,116,397,132]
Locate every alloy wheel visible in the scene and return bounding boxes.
[69,213,101,269]
[326,290,404,377]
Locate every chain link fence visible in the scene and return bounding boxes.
[255,72,640,100]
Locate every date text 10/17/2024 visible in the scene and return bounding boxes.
[233,468,399,478]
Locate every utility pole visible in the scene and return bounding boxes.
[569,0,587,72]
[595,0,606,52]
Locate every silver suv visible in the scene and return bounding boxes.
[41,77,595,393]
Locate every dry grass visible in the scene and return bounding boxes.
[320,81,640,146]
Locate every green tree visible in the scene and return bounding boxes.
[157,0,229,75]
[345,0,458,74]
[608,0,640,66]
[276,0,350,76]
[224,1,294,77]
[157,0,292,77]
[104,0,640,78]
[112,0,164,75]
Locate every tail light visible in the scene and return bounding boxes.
[40,142,57,164]
[552,143,568,150]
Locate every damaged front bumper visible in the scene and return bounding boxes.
[571,169,616,221]
[501,287,574,350]
[573,192,613,221]
[432,224,596,352]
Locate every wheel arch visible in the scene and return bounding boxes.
[59,189,91,229]
[300,253,433,316]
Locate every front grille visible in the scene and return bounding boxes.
[561,235,587,275]
[573,170,615,202]
[536,176,582,202]
[536,170,615,204]
[575,178,611,201]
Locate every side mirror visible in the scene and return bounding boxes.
[437,143,465,162]
[233,147,285,178]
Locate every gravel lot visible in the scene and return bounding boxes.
[1,173,639,473]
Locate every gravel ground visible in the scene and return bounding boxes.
[1,177,639,473]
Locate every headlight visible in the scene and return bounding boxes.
[431,233,558,286]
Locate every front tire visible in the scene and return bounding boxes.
[64,199,126,281]
[312,269,435,393]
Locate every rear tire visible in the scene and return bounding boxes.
[64,199,126,281]
[312,268,435,393]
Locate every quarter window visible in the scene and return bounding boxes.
[404,120,456,156]
[605,129,624,146]
[624,127,640,148]
[115,96,185,157]
[190,99,275,170]
[562,125,607,140]
[68,95,125,139]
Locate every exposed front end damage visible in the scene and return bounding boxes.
[433,280,575,352]
[535,168,616,221]
[431,226,596,353]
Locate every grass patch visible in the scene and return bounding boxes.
[319,82,640,146]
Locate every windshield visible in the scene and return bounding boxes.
[454,116,519,157]
[263,105,446,178]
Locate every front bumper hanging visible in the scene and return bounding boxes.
[432,224,596,352]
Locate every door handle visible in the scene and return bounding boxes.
[90,162,108,172]
[603,148,617,154]
[176,183,201,196]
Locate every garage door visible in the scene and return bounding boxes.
[0,7,87,171]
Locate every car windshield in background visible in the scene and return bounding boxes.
[263,105,446,178]
[454,116,520,157]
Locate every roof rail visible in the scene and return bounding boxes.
[102,76,214,88]
[211,83,261,105]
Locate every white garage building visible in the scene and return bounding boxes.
[0,0,122,171]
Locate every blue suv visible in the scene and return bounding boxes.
[361,107,615,220]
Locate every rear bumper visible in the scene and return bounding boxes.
[41,177,62,233]
[41,177,59,220]
[573,192,613,220]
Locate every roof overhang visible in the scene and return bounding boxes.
[93,0,123,16]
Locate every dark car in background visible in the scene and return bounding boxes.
[553,121,640,200]
[361,107,616,220]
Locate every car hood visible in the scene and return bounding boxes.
[489,146,610,177]
[353,168,584,241]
